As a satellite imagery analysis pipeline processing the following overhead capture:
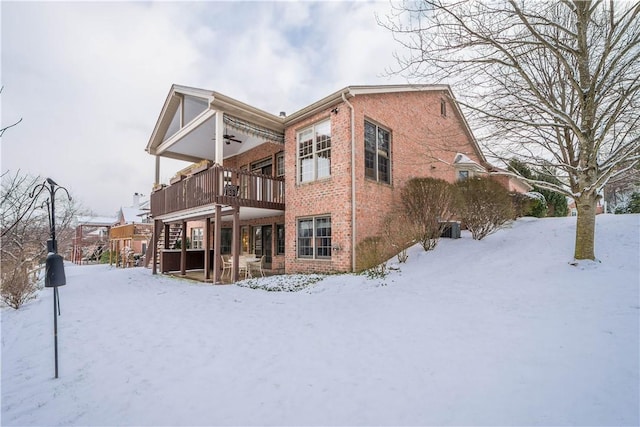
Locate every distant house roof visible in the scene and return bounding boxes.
[119,206,150,224]
[76,216,117,227]
[454,153,486,172]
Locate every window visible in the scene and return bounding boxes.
[297,216,331,259]
[221,228,232,254]
[276,152,285,177]
[440,99,447,117]
[298,120,331,183]
[364,121,391,184]
[458,170,470,181]
[276,224,285,255]
[191,228,203,249]
[241,226,250,253]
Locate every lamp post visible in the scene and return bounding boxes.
[31,177,71,379]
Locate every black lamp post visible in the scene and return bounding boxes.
[31,177,71,379]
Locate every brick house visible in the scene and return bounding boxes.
[146,84,494,282]
[109,193,153,267]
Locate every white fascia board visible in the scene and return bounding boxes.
[147,85,215,155]
[348,84,451,96]
[284,84,453,126]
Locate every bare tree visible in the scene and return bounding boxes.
[1,171,77,308]
[381,1,640,260]
[0,86,22,138]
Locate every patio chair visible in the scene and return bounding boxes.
[248,255,266,278]
[221,254,232,278]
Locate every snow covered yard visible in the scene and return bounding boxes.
[2,215,639,426]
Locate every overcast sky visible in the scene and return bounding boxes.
[1,1,408,216]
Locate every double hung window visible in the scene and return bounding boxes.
[297,216,331,259]
[298,120,331,183]
[364,121,391,184]
[191,228,203,249]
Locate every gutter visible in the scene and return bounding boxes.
[342,91,357,272]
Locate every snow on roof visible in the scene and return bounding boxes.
[120,207,147,224]
[76,215,117,226]
[453,153,476,165]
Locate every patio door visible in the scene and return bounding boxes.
[254,225,272,268]
[252,159,273,202]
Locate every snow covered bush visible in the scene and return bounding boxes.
[455,176,514,240]
[237,274,325,292]
[400,177,456,251]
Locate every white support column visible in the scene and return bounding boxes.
[155,155,160,185]
[215,111,224,166]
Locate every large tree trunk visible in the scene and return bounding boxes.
[574,194,598,260]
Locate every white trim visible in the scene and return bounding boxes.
[156,109,216,155]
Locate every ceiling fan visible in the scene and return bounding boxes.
[223,134,242,145]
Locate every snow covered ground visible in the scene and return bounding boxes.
[2,214,639,426]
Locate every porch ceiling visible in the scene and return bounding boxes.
[155,205,284,224]
[160,113,269,163]
[147,85,285,164]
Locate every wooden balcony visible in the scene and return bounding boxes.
[110,223,153,240]
[151,164,285,218]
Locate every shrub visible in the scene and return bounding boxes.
[525,191,548,218]
[1,263,40,309]
[381,209,418,263]
[356,236,388,278]
[401,177,456,251]
[625,192,640,213]
[455,176,514,240]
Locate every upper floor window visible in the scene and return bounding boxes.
[364,121,391,184]
[276,152,285,177]
[458,170,470,181]
[440,99,447,117]
[298,120,331,183]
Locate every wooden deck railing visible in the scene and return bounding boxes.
[109,223,153,240]
[151,164,285,217]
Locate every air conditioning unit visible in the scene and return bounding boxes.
[440,221,461,239]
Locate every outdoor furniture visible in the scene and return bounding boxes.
[223,184,239,197]
[221,254,232,278]
[247,255,265,278]
[237,254,258,279]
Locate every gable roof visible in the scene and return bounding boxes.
[146,84,285,157]
[146,83,487,166]
[284,85,487,165]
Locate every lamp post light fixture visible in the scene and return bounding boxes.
[31,177,71,379]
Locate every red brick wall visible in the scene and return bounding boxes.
[224,141,283,171]
[284,90,483,274]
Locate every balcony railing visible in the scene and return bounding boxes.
[110,223,153,240]
[151,164,285,217]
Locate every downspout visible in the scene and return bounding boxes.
[342,92,356,272]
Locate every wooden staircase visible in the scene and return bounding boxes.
[144,223,182,269]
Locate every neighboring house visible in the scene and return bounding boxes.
[146,84,505,282]
[109,193,153,266]
[567,197,605,217]
[71,216,116,264]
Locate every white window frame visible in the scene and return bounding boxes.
[297,119,331,184]
[297,216,332,260]
[191,227,203,249]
